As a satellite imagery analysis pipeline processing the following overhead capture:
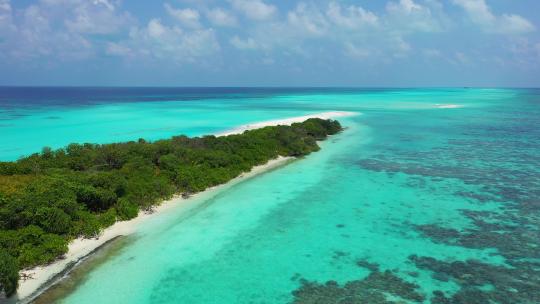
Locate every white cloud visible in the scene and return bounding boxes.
[0,0,11,19]
[65,0,133,34]
[0,0,15,35]
[507,38,540,62]
[453,0,493,24]
[390,0,423,13]
[0,0,216,65]
[287,3,328,36]
[230,36,259,50]
[453,0,535,34]
[206,8,237,27]
[230,0,276,21]
[109,18,220,63]
[344,42,371,59]
[326,2,378,29]
[386,0,442,32]
[229,1,417,61]
[2,0,538,73]
[499,14,536,34]
[93,0,115,11]
[164,3,201,29]
[10,4,94,61]
[106,42,132,56]
[0,0,10,11]
[147,18,168,38]
[392,36,412,56]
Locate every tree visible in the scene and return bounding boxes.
[35,207,72,235]
[115,198,138,220]
[0,249,19,297]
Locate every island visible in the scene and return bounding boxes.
[0,117,344,299]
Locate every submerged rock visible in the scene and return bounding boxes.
[409,255,540,304]
[291,269,424,304]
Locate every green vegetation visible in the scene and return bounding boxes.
[0,118,342,296]
[0,249,19,297]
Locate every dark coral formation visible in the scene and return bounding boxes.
[412,211,540,304]
[355,108,540,303]
[356,259,379,272]
[291,270,425,304]
[412,207,540,304]
[409,255,540,304]
[415,210,540,262]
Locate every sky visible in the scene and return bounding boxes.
[0,0,539,87]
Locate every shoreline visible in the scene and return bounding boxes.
[215,111,357,136]
[14,111,358,302]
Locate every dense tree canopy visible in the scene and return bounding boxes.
[0,118,342,297]
[0,249,19,297]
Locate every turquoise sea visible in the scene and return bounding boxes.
[1,88,539,303]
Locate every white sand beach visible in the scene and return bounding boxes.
[15,111,358,302]
[216,111,358,136]
[435,104,463,109]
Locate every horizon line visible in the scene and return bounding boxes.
[1,86,539,89]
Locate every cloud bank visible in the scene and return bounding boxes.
[0,0,538,86]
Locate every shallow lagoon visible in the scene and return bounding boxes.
[2,88,539,303]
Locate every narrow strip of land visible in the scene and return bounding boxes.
[216,111,357,136]
[14,111,357,302]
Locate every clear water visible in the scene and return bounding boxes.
[1,88,539,303]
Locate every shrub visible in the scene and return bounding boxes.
[0,249,19,297]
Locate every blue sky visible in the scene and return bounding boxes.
[1,0,539,87]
